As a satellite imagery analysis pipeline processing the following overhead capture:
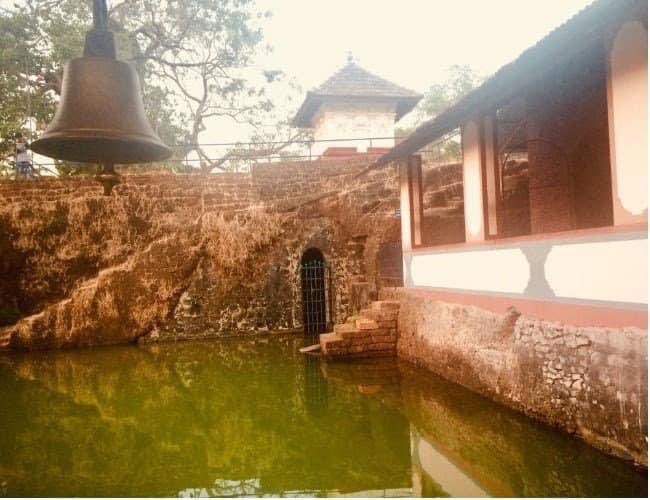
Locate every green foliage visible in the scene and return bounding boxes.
[416,64,482,124]
[397,65,482,163]
[0,0,286,175]
[0,7,58,173]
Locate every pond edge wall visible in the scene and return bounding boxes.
[380,287,648,467]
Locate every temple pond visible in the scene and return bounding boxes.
[0,336,646,497]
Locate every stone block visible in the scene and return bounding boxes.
[334,323,356,334]
[319,333,351,355]
[370,334,396,344]
[340,329,370,340]
[356,318,379,330]
[371,300,401,314]
[367,342,395,351]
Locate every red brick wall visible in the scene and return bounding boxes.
[525,48,613,234]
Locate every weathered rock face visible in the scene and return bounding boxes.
[0,159,402,349]
[381,287,648,466]
[4,229,201,350]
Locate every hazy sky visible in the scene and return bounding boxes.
[4,0,597,161]
[204,0,595,147]
[260,0,594,94]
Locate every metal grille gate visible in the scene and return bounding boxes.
[300,256,332,344]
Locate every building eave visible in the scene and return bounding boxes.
[373,0,647,168]
[291,93,423,129]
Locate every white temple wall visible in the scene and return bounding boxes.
[311,99,396,156]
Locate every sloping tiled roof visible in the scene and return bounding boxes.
[292,62,422,128]
[373,0,647,167]
[313,62,422,98]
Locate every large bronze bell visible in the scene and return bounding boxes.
[31,57,172,164]
[30,0,171,193]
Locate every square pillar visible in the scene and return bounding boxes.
[461,121,486,241]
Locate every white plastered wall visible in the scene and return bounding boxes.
[607,20,648,225]
[312,99,396,156]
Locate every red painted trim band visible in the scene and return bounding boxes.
[404,287,647,329]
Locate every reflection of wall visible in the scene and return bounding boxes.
[0,338,411,497]
[318,353,647,497]
[410,426,488,497]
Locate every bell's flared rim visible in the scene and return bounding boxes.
[31,130,172,164]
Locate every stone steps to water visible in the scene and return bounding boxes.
[319,300,400,360]
[299,343,321,354]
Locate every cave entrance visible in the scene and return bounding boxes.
[300,248,332,343]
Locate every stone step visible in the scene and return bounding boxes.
[334,323,357,334]
[346,315,361,325]
[358,308,397,324]
[371,300,401,314]
[299,343,321,354]
[321,300,400,360]
[340,329,371,341]
[356,318,379,330]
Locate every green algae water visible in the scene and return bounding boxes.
[0,336,646,497]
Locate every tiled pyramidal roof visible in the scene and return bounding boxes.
[314,62,421,98]
[292,62,422,127]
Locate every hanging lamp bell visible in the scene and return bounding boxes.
[30,0,172,193]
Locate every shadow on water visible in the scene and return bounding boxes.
[0,335,646,497]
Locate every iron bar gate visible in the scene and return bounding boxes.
[300,258,332,344]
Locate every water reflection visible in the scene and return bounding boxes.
[0,336,646,497]
[303,354,328,415]
[322,359,648,498]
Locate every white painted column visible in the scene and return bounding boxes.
[399,159,413,253]
[607,20,648,225]
[461,121,486,241]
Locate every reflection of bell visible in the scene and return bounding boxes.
[31,1,172,193]
[31,56,171,164]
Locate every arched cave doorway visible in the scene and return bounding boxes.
[300,248,331,343]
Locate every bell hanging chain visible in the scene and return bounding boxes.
[93,0,109,30]
[84,0,116,58]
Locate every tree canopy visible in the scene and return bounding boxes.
[397,65,483,163]
[0,0,305,174]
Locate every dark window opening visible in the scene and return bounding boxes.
[413,130,466,247]
[494,47,613,237]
